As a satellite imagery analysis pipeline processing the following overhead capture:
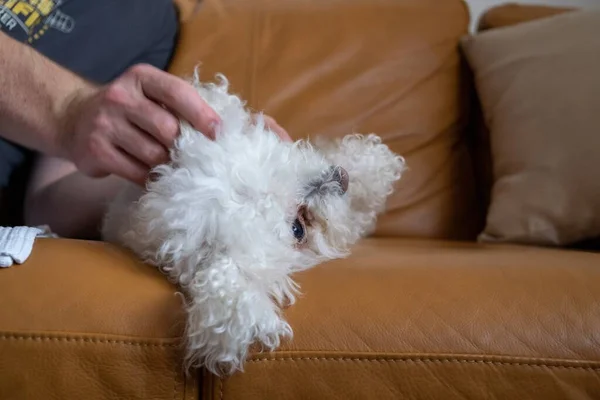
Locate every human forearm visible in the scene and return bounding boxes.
[0,32,221,184]
[0,31,92,155]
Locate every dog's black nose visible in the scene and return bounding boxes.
[332,166,349,194]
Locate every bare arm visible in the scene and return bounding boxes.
[0,31,85,155]
[0,31,223,185]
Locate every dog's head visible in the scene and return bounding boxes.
[126,73,405,288]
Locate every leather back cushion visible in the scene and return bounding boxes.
[477,3,574,31]
[466,4,576,225]
[462,9,600,246]
[167,0,481,240]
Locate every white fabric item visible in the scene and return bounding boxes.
[0,226,56,268]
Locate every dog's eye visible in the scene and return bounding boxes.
[292,218,305,241]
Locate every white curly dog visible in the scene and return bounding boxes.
[101,70,406,375]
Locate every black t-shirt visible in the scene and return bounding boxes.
[0,0,179,82]
[0,0,179,189]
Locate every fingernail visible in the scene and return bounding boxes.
[209,120,221,139]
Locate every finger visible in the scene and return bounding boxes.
[79,137,148,186]
[106,148,150,187]
[114,122,170,168]
[261,115,293,142]
[127,97,180,148]
[133,65,221,139]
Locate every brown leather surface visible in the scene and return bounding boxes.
[3,2,597,400]
[168,0,481,241]
[174,0,201,21]
[209,238,600,399]
[0,239,196,400]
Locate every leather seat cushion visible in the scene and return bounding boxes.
[0,239,196,400]
[207,238,600,399]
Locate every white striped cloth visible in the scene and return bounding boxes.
[0,226,56,268]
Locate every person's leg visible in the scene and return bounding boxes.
[24,157,127,239]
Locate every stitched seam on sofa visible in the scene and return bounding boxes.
[216,357,600,400]
[248,351,600,365]
[173,360,179,400]
[244,357,600,371]
[2,333,184,400]
[219,376,224,400]
[171,349,198,400]
[0,334,178,347]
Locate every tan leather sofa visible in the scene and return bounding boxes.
[2,1,599,399]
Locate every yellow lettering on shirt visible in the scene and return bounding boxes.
[12,2,34,18]
[37,0,53,16]
[24,9,38,26]
[5,0,19,9]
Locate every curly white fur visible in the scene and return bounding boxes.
[101,70,406,376]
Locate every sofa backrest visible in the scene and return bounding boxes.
[168,0,484,241]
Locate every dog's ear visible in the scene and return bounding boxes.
[313,134,406,235]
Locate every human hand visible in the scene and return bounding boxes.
[261,115,292,142]
[58,63,222,186]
